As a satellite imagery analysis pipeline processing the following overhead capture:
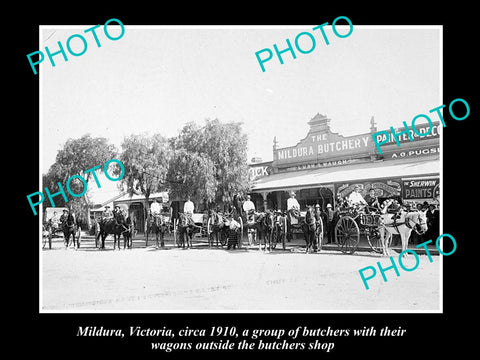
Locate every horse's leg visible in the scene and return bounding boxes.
[400,230,411,258]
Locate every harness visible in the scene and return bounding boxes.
[382,212,424,235]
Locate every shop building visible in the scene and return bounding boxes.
[250,113,440,211]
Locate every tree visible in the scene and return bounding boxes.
[171,118,251,209]
[167,148,216,206]
[118,133,171,219]
[43,134,117,228]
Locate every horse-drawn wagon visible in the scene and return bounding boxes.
[333,205,382,254]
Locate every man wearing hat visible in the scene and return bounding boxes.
[287,191,300,212]
[59,209,70,224]
[347,185,367,208]
[286,191,301,242]
[243,194,256,225]
[326,203,335,243]
[102,205,113,220]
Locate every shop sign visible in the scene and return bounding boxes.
[402,178,439,200]
[249,165,270,180]
[275,131,372,166]
[386,146,440,159]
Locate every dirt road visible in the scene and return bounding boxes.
[41,235,440,312]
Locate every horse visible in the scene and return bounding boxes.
[252,210,274,251]
[121,214,135,249]
[177,212,197,249]
[147,214,167,248]
[301,206,317,253]
[62,213,80,249]
[378,200,428,257]
[244,209,259,246]
[207,210,228,247]
[96,216,128,250]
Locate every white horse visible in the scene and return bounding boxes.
[378,200,428,257]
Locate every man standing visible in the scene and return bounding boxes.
[150,199,162,216]
[326,203,335,243]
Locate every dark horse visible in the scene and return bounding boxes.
[177,213,197,249]
[62,213,80,249]
[249,211,274,251]
[147,214,167,248]
[301,206,317,253]
[207,210,228,247]
[96,214,130,250]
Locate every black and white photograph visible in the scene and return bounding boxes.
[18,5,475,357]
[38,24,442,313]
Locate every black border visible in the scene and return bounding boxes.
[18,3,475,357]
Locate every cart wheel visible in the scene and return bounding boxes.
[335,216,359,254]
[366,227,383,253]
[316,217,324,251]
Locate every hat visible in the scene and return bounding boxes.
[105,205,110,208]
[63,209,69,213]
[315,204,320,208]
[290,191,296,196]
[326,204,332,208]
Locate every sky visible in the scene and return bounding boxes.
[40,25,441,202]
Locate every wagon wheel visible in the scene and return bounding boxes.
[366,227,383,253]
[335,216,360,254]
[316,216,324,251]
[238,217,243,248]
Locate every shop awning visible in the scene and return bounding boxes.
[251,157,440,192]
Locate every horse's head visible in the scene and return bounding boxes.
[305,206,315,225]
[409,210,428,235]
[264,210,275,229]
